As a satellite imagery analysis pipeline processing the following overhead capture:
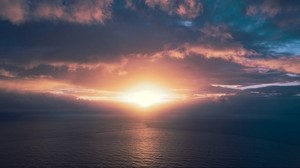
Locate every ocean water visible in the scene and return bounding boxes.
[0,112,299,168]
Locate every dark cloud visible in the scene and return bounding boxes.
[0,13,193,65]
[0,89,136,117]
[0,89,82,112]
[0,63,69,79]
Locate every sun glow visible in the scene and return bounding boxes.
[118,84,173,107]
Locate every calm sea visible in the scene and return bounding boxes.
[0,112,299,167]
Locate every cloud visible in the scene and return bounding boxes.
[0,76,189,105]
[47,87,119,101]
[0,78,120,103]
[286,73,300,78]
[0,88,131,114]
[249,57,300,74]
[245,0,300,31]
[188,24,258,61]
[246,5,258,16]
[193,93,235,100]
[199,24,233,42]
[260,0,281,17]
[1,0,300,102]
[0,69,16,78]
[145,0,203,19]
[150,43,256,65]
[176,0,203,19]
[149,23,300,74]
[212,81,300,90]
[247,0,280,17]
[125,0,137,10]
[154,45,300,74]
[0,0,27,24]
[151,24,257,60]
[0,59,129,88]
[188,44,255,60]
[0,0,113,24]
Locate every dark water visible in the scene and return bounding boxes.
[0,112,300,168]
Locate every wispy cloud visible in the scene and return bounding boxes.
[145,0,203,19]
[193,93,235,100]
[0,78,119,101]
[149,23,300,74]
[286,73,300,77]
[248,57,300,74]
[151,45,300,74]
[247,0,280,17]
[0,77,191,104]
[212,81,300,90]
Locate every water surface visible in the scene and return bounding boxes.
[0,112,299,167]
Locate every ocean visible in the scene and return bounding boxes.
[0,112,299,167]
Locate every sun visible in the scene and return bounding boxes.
[117,84,172,108]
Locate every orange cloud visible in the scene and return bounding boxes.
[249,57,300,74]
[150,43,257,61]
[0,77,195,105]
[149,43,300,74]
[0,78,70,92]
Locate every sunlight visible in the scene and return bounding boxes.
[117,84,173,108]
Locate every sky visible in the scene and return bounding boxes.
[0,0,300,114]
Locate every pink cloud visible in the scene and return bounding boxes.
[145,0,172,11]
[200,24,233,41]
[188,44,256,60]
[249,57,300,74]
[260,0,280,17]
[151,42,257,62]
[153,44,300,74]
[246,5,258,16]
[145,0,203,19]
[0,0,27,24]
[0,69,16,78]
[0,0,113,24]
[247,0,280,17]
[176,0,203,19]
[64,0,113,24]
[125,0,137,10]
[34,2,65,20]
[149,23,300,74]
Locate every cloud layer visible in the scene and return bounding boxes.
[0,0,300,110]
[145,0,203,19]
[0,0,113,24]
